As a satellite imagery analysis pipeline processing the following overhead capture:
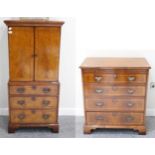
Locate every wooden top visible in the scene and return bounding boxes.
[4,19,64,27]
[80,57,151,69]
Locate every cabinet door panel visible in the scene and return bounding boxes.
[35,27,61,81]
[9,27,34,81]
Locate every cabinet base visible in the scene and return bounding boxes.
[84,125,146,135]
[8,123,59,133]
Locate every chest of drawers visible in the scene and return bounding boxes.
[4,19,64,133]
[80,58,151,134]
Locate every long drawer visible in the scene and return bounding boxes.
[83,69,147,84]
[84,84,145,97]
[86,112,144,125]
[10,96,58,109]
[9,84,58,96]
[85,98,145,111]
[10,110,57,124]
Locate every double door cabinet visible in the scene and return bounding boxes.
[4,19,64,133]
[80,58,151,134]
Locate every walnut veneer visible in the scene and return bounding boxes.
[80,57,151,134]
[4,19,64,133]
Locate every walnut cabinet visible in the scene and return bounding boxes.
[4,19,64,133]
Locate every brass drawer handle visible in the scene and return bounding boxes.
[17,100,25,105]
[125,115,134,122]
[95,102,104,107]
[42,114,50,120]
[42,88,51,93]
[42,100,50,106]
[94,76,103,82]
[95,89,104,94]
[126,101,134,107]
[128,76,136,81]
[16,87,25,93]
[18,113,25,120]
[96,115,104,120]
[127,89,135,94]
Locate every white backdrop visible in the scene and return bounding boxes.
[0,17,76,115]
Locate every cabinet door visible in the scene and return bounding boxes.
[35,27,61,81]
[9,27,34,81]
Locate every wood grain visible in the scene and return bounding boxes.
[80,57,151,69]
[83,71,147,84]
[85,97,145,111]
[10,109,57,124]
[84,84,145,97]
[9,84,59,96]
[4,19,64,27]
[35,27,61,81]
[9,27,34,81]
[10,96,58,109]
[86,112,144,125]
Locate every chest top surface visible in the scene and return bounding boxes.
[80,57,151,69]
[4,18,64,27]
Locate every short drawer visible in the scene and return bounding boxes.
[9,84,58,96]
[86,112,144,125]
[10,110,57,124]
[85,98,145,111]
[84,84,145,97]
[10,96,58,109]
[83,69,147,84]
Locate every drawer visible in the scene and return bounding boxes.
[10,96,58,109]
[85,98,145,111]
[84,84,145,97]
[83,70,147,84]
[10,110,57,124]
[9,84,58,96]
[86,112,144,125]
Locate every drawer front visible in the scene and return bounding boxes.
[9,85,58,96]
[83,72,146,84]
[10,110,57,124]
[83,70,147,83]
[10,96,58,109]
[85,98,145,111]
[84,84,145,97]
[86,112,144,125]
